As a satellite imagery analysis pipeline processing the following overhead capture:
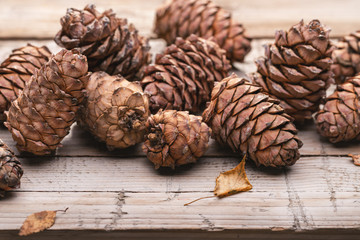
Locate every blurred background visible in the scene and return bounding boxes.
[0,0,358,74]
[0,0,358,39]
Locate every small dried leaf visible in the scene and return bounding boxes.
[348,154,360,166]
[19,208,67,236]
[214,156,252,197]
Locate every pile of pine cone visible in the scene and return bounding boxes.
[1,0,360,195]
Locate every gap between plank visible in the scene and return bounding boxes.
[13,154,352,158]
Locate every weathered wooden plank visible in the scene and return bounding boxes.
[13,156,286,192]
[0,190,359,231]
[228,0,360,38]
[10,156,359,193]
[0,0,359,39]
[0,155,358,234]
[0,191,360,231]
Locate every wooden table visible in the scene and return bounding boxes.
[0,0,360,239]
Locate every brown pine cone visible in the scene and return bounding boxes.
[143,110,211,169]
[314,74,360,143]
[203,74,303,167]
[0,44,51,121]
[250,20,334,123]
[141,35,231,114]
[4,49,90,155]
[55,4,151,81]
[77,71,150,149]
[154,0,251,62]
[331,31,360,84]
[0,139,23,195]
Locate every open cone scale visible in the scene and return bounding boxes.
[78,71,150,149]
[143,109,211,169]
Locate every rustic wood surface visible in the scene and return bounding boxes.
[1,0,360,239]
[0,38,359,239]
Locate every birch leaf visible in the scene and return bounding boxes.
[19,208,68,236]
[214,156,252,197]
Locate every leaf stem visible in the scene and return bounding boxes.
[55,207,69,213]
[184,195,215,206]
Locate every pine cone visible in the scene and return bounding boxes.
[0,139,23,195]
[331,31,360,84]
[154,0,251,62]
[314,74,360,143]
[54,4,151,81]
[4,49,90,155]
[250,20,334,123]
[77,71,150,149]
[203,74,303,167]
[0,44,51,121]
[143,109,211,169]
[141,35,231,114]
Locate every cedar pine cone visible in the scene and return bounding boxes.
[143,109,211,169]
[314,74,360,143]
[4,49,90,155]
[251,19,334,123]
[154,0,251,62]
[0,44,51,121]
[0,139,23,195]
[77,71,150,149]
[203,74,303,167]
[55,4,151,81]
[141,35,231,114]
[331,31,360,84]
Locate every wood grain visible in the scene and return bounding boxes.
[0,0,359,39]
[0,156,359,233]
[11,156,360,193]
[0,35,360,239]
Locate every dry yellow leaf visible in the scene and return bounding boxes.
[184,156,252,205]
[214,156,252,197]
[19,208,68,236]
[348,154,360,166]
